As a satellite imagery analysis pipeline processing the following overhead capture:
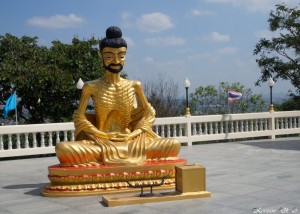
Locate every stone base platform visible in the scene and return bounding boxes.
[41,159,187,197]
[102,191,212,207]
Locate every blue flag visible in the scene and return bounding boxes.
[4,92,16,118]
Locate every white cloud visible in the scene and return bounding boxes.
[177,48,193,53]
[216,46,238,54]
[137,12,174,33]
[26,14,84,29]
[209,32,230,42]
[121,11,135,28]
[123,36,135,46]
[204,0,299,13]
[144,36,186,46]
[189,9,216,16]
[187,46,238,61]
[143,57,154,64]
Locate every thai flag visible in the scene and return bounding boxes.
[228,90,242,102]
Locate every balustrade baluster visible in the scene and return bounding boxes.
[241,120,244,132]
[215,122,219,134]
[220,122,224,133]
[71,131,75,141]
[167,125,171,137]
[173,124,177,137]
[161,126,165,137]
[255,120,258,131]
[204,122,208,135]
[225,121,228,134]
[192,124,196,135]
[16,134,21,149]
[25,134,29,148]
[0,135,3,150]
[33,133,37,148]
[259,119,263,131]
[154,126,158,135]
[49,132,53,146]
[209,123,213,134]
[231,120,239,133]
[230,122,234,133]
[264,119,267,130]
[41,132,45,147]
[179,124,183,137]
[293,118,296,128]
[285,118,288,129]
[64,131,68,141]
[56,131,60,143]
[289,118,292,128]
[8,134,12,150]
[250,120,253,132]
[199,123,202,135]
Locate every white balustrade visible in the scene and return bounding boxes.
[1,111,300,158]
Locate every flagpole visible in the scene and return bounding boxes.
[227,90,230,114]
[15,91,18,125]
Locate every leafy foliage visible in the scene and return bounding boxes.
[0,34,104,123]
[254,3,300,94]
[190,82,266,115]
[276,95,300,111]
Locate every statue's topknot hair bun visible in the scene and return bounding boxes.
[106,26,122,39]
[100,26,127,51]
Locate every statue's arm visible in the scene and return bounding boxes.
[73,83,111,139]
[132,81,156,131]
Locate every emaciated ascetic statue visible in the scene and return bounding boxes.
[42,26,185,196]
[55,26,181,167]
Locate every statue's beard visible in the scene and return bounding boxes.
[105,63,123,73]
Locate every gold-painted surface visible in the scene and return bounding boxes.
[185,107,191,116]
[55,46,181,167]
[176,164,206,193]
[41,183,175,197]
[42,159,186,197]
[102,191,211,207]
[269,104,274,112]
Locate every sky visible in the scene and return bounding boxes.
[0,0,299,100]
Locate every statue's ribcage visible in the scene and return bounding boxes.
[94,81,135,130]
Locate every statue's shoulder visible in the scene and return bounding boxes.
[84,79,102,87]
[131,80,143,88]
[82,79,101,93]
[120,78,141,88]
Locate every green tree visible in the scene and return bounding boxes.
[254,3,300,93]
[190,82,266,115]
[276,95,300,111]
[0,34,104,123]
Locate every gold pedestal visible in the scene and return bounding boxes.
[102,163,211,206]
[102,191,211,207]
[41,159,187,197]
[176,164,206,193]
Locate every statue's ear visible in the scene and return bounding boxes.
[98,51,103,67]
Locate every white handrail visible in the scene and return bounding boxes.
[1,111,300,158]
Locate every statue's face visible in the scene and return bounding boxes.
[102,47,127,73]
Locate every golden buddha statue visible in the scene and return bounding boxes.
[55,26,181,167]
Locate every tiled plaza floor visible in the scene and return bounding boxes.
[1,137,300,214]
